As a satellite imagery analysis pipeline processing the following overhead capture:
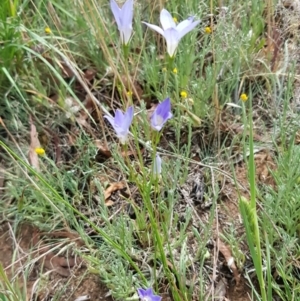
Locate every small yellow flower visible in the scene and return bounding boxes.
[205,26,212,34]
[240,93,248,102]
[180,90,188,99]
[173,17,178,23]
[35,147,45,156]
[126,91,133,96]
[173,67,178,74]
[162,67,167,72]
[44,27,52,34]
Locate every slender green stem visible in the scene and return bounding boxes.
[247,97,256,208]
[163,55,174,97]
[240,95,267,301]
[122,43,132,106]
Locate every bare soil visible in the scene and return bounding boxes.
[0,222,113,301]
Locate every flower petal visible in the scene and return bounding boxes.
[110,0,122,29]
[105,114,127,142]
[150,113,163,131]
[120,0,133,43]
[158,97,173,120]
[137,288,162,301]
[104,115,115,127]
[114,109,125,127]
[163,28,180,57]
[114,123,129,144]
[121,0,134,25]
[104,107,133,144]
[138,288,151,298]
[176,16,194,32]
[151,296,162,301]
[142,22,164,36]
[123,106,134,129]
[160,9,176,30]
[177,20,200,39]
[150,98,172,131]
[120,25,133,44]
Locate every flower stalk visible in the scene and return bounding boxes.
[239,95,267,301]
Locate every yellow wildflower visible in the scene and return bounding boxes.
[126,91,133,96]
[44,27,52,34]
[240,93,248,102]
[35,147,45,156]
[173,17,178,23]
[180,91,188,99]
[173,67,178,74]
[205,26,212,34]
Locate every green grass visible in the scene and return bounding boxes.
[0,0,300,300]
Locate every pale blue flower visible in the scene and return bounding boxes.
[110,0,134,45]
[153,154,162,175]
[150,97,172,131]
[137,288,162,301]
[104,106,133,144]
[143,9,200,57]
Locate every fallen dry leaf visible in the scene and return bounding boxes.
[75,115,90,127]
[104,182,125,200]
[105,199,114,207]
[28,118,41,171]
[218,238,240,285]
[95,141,111,159]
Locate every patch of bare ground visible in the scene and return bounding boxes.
[0,222,112,301]
[227,277,253,301]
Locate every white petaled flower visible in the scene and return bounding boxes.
[110,0,134,45]
[143,9,200,57]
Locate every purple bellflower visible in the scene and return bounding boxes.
[143,9,200,57]
[153,154,162,176]
[137,288,162,301]
[150,97,172,131]
[104,106,134,144]
[110,0,134,45]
